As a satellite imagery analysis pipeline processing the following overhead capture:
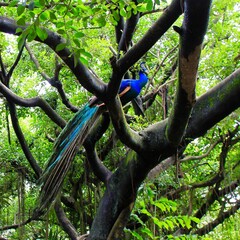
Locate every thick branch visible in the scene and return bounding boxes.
[106,96,145,153]
[88,65,240,239]
[186,68,240,139]
[0,16,106,99]
[117,0,182,71]
[166,0,212,146]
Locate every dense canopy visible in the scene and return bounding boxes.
[0,0,239,239]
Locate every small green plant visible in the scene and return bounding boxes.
[125,195,200,239]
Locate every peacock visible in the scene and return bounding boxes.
[33,62,148,218]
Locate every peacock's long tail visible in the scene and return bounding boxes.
[33,103,102,218]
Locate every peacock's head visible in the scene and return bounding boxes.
[140,62,148,74]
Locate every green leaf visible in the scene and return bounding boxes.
[153,202,166,212]
[17,34,26,50]
[97,16,107,27]
[17,16,26,26]
[9,0,18,7]
[165,219,175,230]
[112,10,120,21]
[16,27,23,34]
[80,56,89,66]
[177,218,185,227]
[27,29,37,42]
[190,216,200,224]
[131,213,145,226]
[137,3,147,12]
[126,11,132,19]
[80,49,92,59]
[182,216,192,229]
[17,5,25,16]
[152,217,164,229]
[74,32,85,38]
[56,22,65,28]
[57,29,65,35]
[73,38,81,47]
[141,227,154,239]
[39,0,45,6]
[40,11,49,21]
[146,0,153,11]
[50,11,57,20]
[55,43,67,52]
[141,208,152,217]
[120,8,127,17]
[36,27,48,41]
[130,231,143,240]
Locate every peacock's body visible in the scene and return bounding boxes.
[33,63,148,218]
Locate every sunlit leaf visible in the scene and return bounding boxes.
[80,56,89,66]
[141,208,152,217]
[55,42,67,52]
[36,27,48,41]
[9,0,18,7]
[17,5,25,16]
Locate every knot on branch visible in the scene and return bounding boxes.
[173,25,183,36]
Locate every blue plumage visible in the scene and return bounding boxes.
[34,62,148,217]
[119,70,148,105]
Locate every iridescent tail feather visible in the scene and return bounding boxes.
[33,103,102,218]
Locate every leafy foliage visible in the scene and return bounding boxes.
[0,0,239,239]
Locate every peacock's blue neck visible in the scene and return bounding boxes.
[139,71,148,88]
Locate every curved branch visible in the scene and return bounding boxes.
[84,114,112,184]
[147,156,175,180]
[0,218,31,231]
[118,12,140,52]
[85,147,112,184]
[25,44,79,112]
[8,102,42,178]
[181,140,220,162]
[7,37,25,82]
[0,81,66,128]
[0,16,106,99]
[54,201,78,240]
[106,96,145,153]
[194,199,240,236]
[25,43,51,81]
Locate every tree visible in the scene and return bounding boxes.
[0,0,239,239]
